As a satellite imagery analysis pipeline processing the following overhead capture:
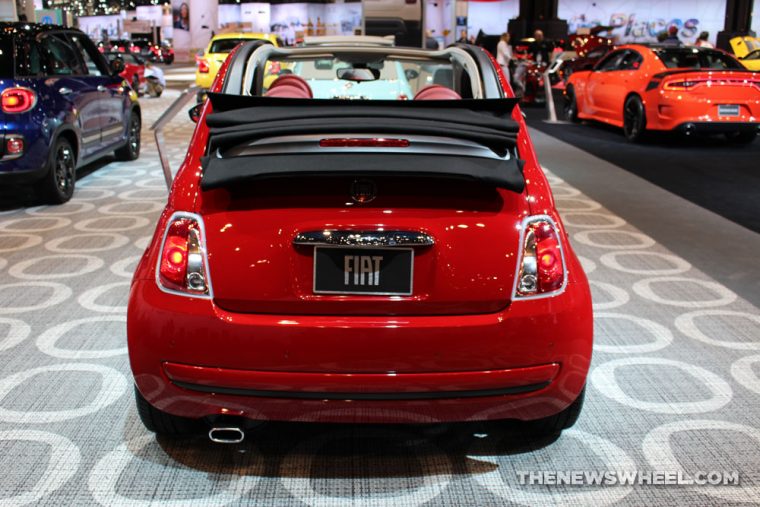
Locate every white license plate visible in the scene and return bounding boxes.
[718,105,740,117]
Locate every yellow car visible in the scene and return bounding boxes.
[729,36,760,71]
[196,32,280,89]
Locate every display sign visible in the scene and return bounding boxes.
[558,0,726,45]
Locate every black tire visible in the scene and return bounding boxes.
[725,130,757,145]
[134,385,202,436]
[114,113,141,161]
[41,137,76,204]
[564,86,579,122]
[527,385,586,437]
[623,95,646,142]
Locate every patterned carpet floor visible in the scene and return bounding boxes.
[0,92,758,506]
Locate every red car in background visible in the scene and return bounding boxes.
[128,41,593,443]
[565,44,760,143]
[105,52,146,93]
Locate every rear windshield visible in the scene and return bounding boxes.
[210,38,249,54]
[265,56,463,100]
[0,37,14,78]
[654,48,744,70]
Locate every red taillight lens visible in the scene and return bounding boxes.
[1,87,37,113]
[130,46,140,53]
[158,215,210,296]
[5,136,24,156]
[319,138,410,148]
[198,59,209,73]
[664,80,702,90]
[515,218,566,297]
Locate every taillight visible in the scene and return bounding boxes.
[664,80,703,90]
[1,87,37,113]
[157,213,211,297]
[198,59,209,73]
[319,138,410,148]
[514,216,566,298]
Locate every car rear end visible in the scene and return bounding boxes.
[196,35,275,89]
[645,47,760,136]
[129,45,592,427]
[0,28,54,186]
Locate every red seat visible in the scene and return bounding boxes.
[266,74,313,98]
[265,85,311,98]
[413,85,461,100]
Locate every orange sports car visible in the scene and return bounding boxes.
[564,44,760,143]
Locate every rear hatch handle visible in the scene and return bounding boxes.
[294,230,434,247]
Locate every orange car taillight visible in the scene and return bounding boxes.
[1,87,37,113]
[664,80,702,90]
[157,213,212,297]
[198,59,210,73]
[514,216,566,298]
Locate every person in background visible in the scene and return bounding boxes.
[694,31,714,48]
[457,30,469,44]
[496,32,513,82]
[425,30,439,50]
[144,61,166,97]
[662,25,682,46]
[529,29,553,64]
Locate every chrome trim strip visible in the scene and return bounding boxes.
[294,230,434,247]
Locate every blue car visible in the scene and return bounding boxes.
[0,23,141,204]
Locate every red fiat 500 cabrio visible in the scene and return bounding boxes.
[565,44,760,143]
[128,41,593,442]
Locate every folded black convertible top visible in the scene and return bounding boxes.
[201,94,525,192]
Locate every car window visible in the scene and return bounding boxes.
[745,49,760,61]
[209,38,249,54]
[68,33,106,76]
[618,50,643,70]
[654,48,744,70]
[39,34,86,76]
[586,46,609,59]
[594,50,626,71]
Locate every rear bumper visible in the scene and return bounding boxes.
[128,264,593,423]
[163,361,559,400]
[648,91,760,131]
[674,122,760,134]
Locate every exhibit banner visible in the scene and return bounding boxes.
[558,0,726,45]
[76,14,121,41]
[242,3,272,34]
[466,0,519,36]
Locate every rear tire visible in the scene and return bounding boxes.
[623,95,646,142]
[134,385,201,436]
[725,130,757,145]
[114,113,141,161]
[527,385,586,437]
[41,137,76,204]
[564,86,579,122]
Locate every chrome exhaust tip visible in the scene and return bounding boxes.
[208,427,245,444]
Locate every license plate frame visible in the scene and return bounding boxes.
[313,246,414,296]
[718,104,740,117]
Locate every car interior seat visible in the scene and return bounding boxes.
[413,85,462,100]
[265,74,313,98]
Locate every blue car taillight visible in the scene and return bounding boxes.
[1,87,37,114]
